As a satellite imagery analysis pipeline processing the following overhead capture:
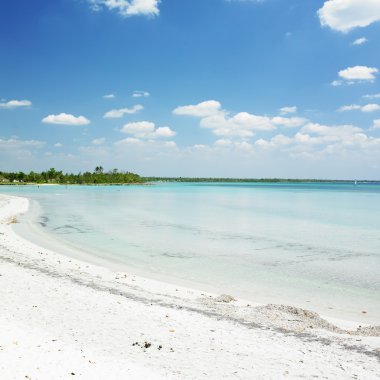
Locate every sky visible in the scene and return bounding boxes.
[1,0,380,179]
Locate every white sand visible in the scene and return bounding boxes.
[0,194,379,379]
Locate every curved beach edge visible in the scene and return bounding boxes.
[0,194,379,379]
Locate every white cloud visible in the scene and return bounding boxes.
[301,123,363,138]
[339,66,378,81]
[115,137,142,146]
[272,116,308,128]
[254,122,380,160]
[318,0,380,33]
[235,141,253,152]
[279,106,297,115]
[192,139,255,154]
[372,119,380,129]
[191,144,210,151]
[0,99,32,109]
[103,93,115,99]
[103,104,143,118]
[42,113,90,125]
[173,100,222,118]
[92,137,106,145]
[362,104,380,112]
[121,121,176,139]
[338,103,380,112]
[255,134,293,149]
[201,112,276,137]
[132,90,150,98]
[338,104,361,111]
[163,141,177,148]
[0,138,44,150]
[88,0,160,17]
[121,121,155,137]
[174,100,277,138]
[333,66,379,85]
[353,37,368,45]
[214,139,233,147]
[54,143,63,148]
[154,126,176,138]
[363,93,380,99]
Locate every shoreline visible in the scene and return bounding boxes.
[1,193,379,379]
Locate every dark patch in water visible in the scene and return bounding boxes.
[38,215,49,228]
[53,225,87,234]
[161,252,195,259]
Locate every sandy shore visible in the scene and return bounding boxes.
[0,194,379,379]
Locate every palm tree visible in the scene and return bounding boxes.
[94,166,104,174]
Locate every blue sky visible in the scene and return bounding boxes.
[1,0,380,179]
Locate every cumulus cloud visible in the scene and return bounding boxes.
[301,123,363,137]
[121,121,176,139]
[103,104,143,118]
[114,137,177,150]
[279,106,297,115]
[272,116,308,128]
[174,100,308,138]
[214,139,253,152]
[372,119,380,129]
[318,0,380,33]
[358,104,380,112]
[255,134,293,149]
[173,100,278,138]
[339,66,378,81]
[88,0,160,17]
[338,103,380,112]
[298,123,380,152]
[0,99,32,109]
[103,93,115,99]
[132,90,150,98]
[333,66,378,85]
[363,93,380,99]
[0,138,44,150]
[114,137,142,146]
[42,113,90,125]
[338,104,361,111]
[353,37,368,45]
[201,112,276,137]
[214,139,233,147]
[173,100,222,118]
[163,141,177,148]
[255,121,380,159]
[235,141,253,152]
[54,143,63,148]
[155,126,176,138]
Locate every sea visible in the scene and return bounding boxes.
[2,182,380,323]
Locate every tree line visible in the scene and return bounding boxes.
[0,167,143,184]
[141,177,353,183]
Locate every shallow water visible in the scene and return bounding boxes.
[2,182,380,322]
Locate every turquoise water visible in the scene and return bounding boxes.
[2,182,380,322]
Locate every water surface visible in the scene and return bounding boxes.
[2,182,380,323]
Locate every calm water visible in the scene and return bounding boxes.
[2,182,380,322]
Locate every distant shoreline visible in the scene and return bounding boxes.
[1,179,380,186]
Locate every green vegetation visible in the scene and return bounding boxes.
[0,167,143,185]
[0,169,374,185]
[142,177,362,183]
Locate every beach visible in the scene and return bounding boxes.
[1,193,379,379]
